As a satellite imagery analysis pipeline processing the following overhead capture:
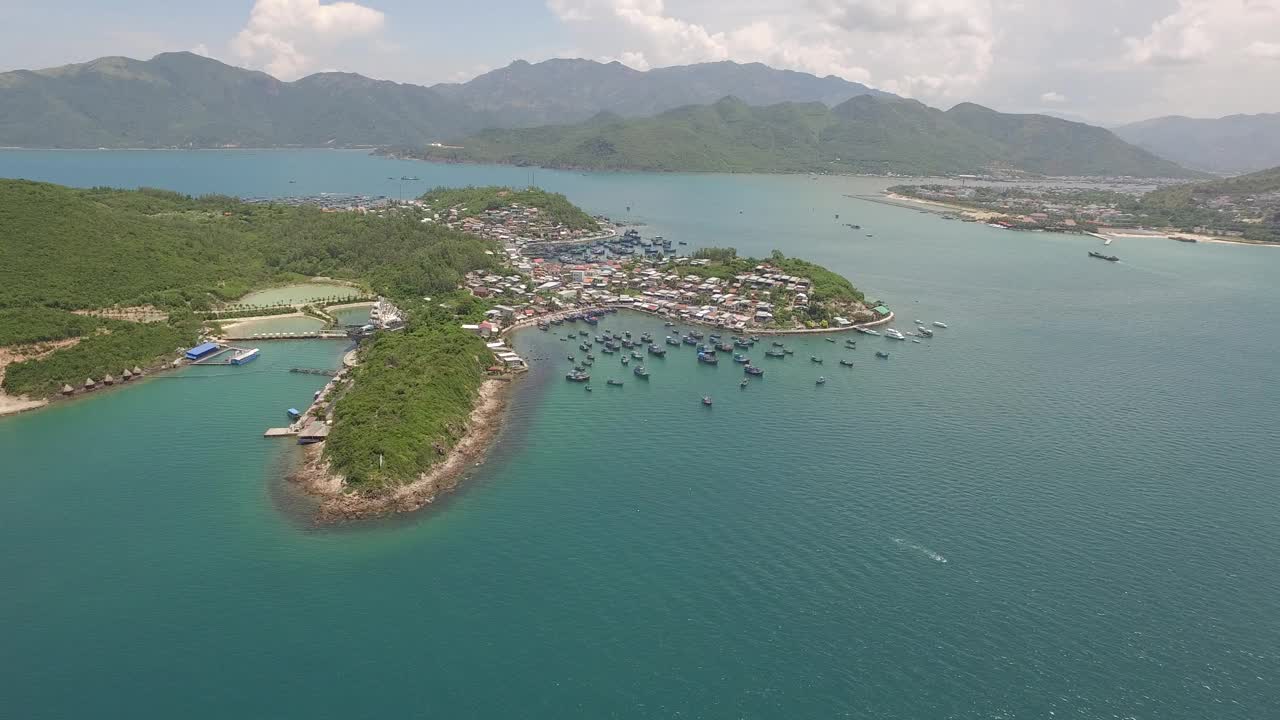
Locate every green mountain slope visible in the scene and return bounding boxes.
[1113,113,1280,174]
[415,96,1200,177]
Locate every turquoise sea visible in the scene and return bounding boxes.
[2,150,1278,718]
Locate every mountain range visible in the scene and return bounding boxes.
[1113,113,1280,175]
[0,52,885,149]
[0,51,1204,177]
[410,95,1197,177]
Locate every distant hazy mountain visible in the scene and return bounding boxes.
[0,52,888,148]
[1113,114,1280,174]
[431,58,891,126]
[410,95,1199,178]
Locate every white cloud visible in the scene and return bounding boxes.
[230,0,386,79]
[1123,0,1214,65]
[546,0,993,102]
[1040,91,1066,103]
[1245,40,1280,59]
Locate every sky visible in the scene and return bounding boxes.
[2,0,1279,124]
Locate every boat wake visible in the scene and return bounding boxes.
[893,538,948,563]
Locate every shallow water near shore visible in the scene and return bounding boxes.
[2,150,1280,718]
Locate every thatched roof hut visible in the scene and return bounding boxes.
[103,374,115,385]
[61,384,74,395]
[132,366,143,375]
[122,369,133,380]
[84,378,96,389]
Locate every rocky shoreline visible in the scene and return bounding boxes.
[288,378,514,523]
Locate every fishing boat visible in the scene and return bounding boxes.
[933,321,948,328]
[859,328,880,336]
[607,379,624,386]
[885,328,906,340]
[538,323,549,331]
[716,342,733,352]
[1088,251,1120,262]
[810,356,823,363]
[621,339,634,348]
[697,352,719,364]
[664,321,675,327]
[633,365,650,378]
[702,396,713,406]
[586,353,595,360]
[912,339,922,343]
[750,336,761,343]
[816,377,826,384]
[917,327,934,337]
[744,365,764,376]
[579,330,588,337]
[648,345,667,357]
[733,353,750,363]
[666,336,681,346]
[682,336,698,345]
[734,339,751,348]
[580,343,590,351]
[566,372,591,382]
[783,348,795,355]
[875,351,890,359]
[689,331,704,340]
[631,351,643,360]
[567,355,575,361]
[287,408,302,420]
[772,341,785,347]
[844,340,857,347]
[640,333,653,343]
[585,385,593,392]
[825,338,836,343]
[839,359,854,367]
[583,359,594,365]
[621,356,630,365]
[595,335,603,343]
[602,347,615,354]
[765,349,785,358]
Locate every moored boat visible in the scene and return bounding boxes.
[744,365,764,376]
[566,371,591,382]
[810,356,823,363]
[765,349,785,358]
[607,379,624,386]
[933,321,948,328]
[648,344,667,356]
[875,351,890,359]
[733,353,750,363]
[697,352,719,364]
[816,377,826,384]
[633,365,650,378]
[839,359,854,367]
[702,396,713,406]
[885,328,906,340]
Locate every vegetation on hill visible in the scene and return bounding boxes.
[415,96,1198,178]
[323,296,493,488]
[3,313,200,398]
[1139,166,1280,241]
[0,308,104,346]
[420,186,600,231]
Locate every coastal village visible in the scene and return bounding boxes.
[424,199,888,341]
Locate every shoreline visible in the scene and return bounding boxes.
[503,304,895,337]
[288,378,515,523]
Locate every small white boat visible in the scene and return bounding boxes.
[885,328,906,340]
[933,321,948,328]
[862,328,880,336]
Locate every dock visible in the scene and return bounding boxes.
[263,427,297,437]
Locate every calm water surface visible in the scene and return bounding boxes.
[1,150,1278,718]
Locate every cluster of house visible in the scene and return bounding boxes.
[423,201,606,244]
[460,256,874,335]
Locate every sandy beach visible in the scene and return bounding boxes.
[289,378,514,523]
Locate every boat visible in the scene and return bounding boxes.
[632,351,643,360]
[917,327,934,337]
[844,340,857,348]
[716,342,733,352]
[1088,251,1120,262]
[697,352,719,364]
[538,323,549,331]
[839,359,854,367]
[666,336,681,346]
[702,396,713,406]
[933,321,948,328]
[885,328,906,340]
[744,365,764,376]
[664,321,675,327]
[579,330,588,337]
[912,339,922,344]
[583,358,594,365]
[733,353,750,363]
[750,336,761,343]
[772,341,785,347]
[783,348,795,355]
[230,347,260,365]
[567,355,575,361]
[648,345,667,356]
[585,385,593,392]
[875,351,890,359]
[682,336,698,345]
[734,339,751,348]
[825,338,836,343]
[816,377,826,384]
[601,347,614,354]
[287,408,302,420]
[689,331,704,340]
[621,356,630,365]
[810,356,823,363]
[765,349,785,358]
[633,365,650,378]
[859,328,880,336]
[640,333,653,343]
[607,379,624,386]
[579,343,590,351]
[566,371,591,382]
[740,379,749,388]
[586,353,595,360]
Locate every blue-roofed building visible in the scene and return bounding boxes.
[185,342,220,360]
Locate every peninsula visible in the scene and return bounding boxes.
[1,180,874,521]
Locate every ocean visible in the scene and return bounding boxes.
[2,150,1278,718]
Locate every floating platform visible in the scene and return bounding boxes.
[263,428,297,437]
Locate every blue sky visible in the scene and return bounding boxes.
[3,0,1279,122]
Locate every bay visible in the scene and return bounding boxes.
[1,150,1278,718]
